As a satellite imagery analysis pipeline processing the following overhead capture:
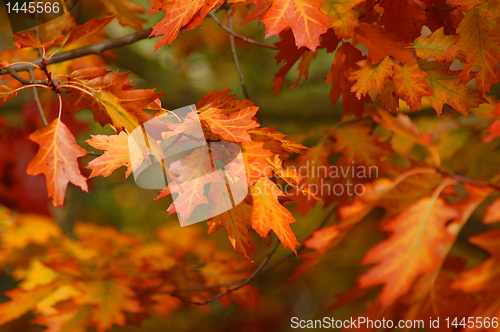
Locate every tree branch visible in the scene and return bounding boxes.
[228,16,252,100]
[29,68,48,126]
[5,66,48,85]
[209,12,278,50]
[0,28,153,76]
[170,238,281,305]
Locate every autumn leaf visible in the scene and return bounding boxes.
[261,0,331,50]
[453,229,500,325]
[379,0,427,42]
[208,202,255,262]
[456,6,500,93]
[65,70,162,133]
[250,176,299,253]
[26,119,88,206]
[199,106,260,142]
[391,62,433,111]
[448,0,488,12]
[413,27,458,62]
[354,23,416,63]
[63,17,116,48]
[196,89,255,113]
[249,127,308,155]
[370,108,432,146]
[150,0,224,50]
[1,213,62,250]
[31,307,92,332]
[321,0,365,39]
[358,195,460,306]
[13,31,64,49]
[94,0,147,30]
[350,57,394,99]
[85,132,135,178]
[0,85,18,106]
[420,60,487,115]
[241,141,273,186]
[0,283,60,325]
[327,42,370,117]
[484,197,500,224]
[78,280,141,332]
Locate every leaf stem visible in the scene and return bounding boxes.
[227,15,252,100]
[209,12,278,50]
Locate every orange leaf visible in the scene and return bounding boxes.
[208,202,255,262]
[241,141,273,186]
[392,61,433,111]
[327,42,370,117]
[250,177,299,253]
[199,106,260,142]
[78,280,141,332]
[370,108,432,146]
[150,0,224,50]
[355,23,416,63]
[484,197,500,224]
[1,214,62,250]
[66,70,162,132]
[31,307,91,332]
[94,0,146,30]
[249,126,308,155]
[456,6,500,93]
[85,132,135,178]
[320,0,365,39]
[0,283,60,325]
[26,119,88,206]
[0,85,18,106]
[379,0,427,42]
[350,57,394,99]
[63,17,115,48]
[413,27,458,62]
[359,196,460,306]
[448,0,488,12]
[420,60,487,115]
[261,0,331,51]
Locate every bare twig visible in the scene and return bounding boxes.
[209,12,278,50]
[435,167,500,191]
[170,238,281,305]
[29,68,48,126]
[5,66,48,85]
[227,15,252,100]
[0,28,153,76]
[430,3,457,12]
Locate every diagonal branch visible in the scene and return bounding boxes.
[228,15,252,100]
[0,28,153,76]
[209,12,278,50]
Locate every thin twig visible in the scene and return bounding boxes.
[170,238,281,305]
[227,15,252,100]
[0,28,153,75]
[5,66,48,85]
[209,12,278,50]
[29,68,48,126]
[430,3,457,12]
[435,167,500,191]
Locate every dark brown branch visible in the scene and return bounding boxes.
[209,12,278,50]
[228,15,252,100]
[435,167,500,191]
[170,239,281,305]
[5,66,48,85]
[0,28,153,76]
